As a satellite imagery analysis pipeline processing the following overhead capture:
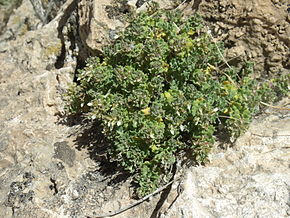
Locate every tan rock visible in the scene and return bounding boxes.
[78,0,124,54]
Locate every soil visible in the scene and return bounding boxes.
[195,0,290,76]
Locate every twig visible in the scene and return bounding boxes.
[219,115,240,121]
[252,133,290,138]
[204,25,238,86]
[260,101,290,111]
[51,0,78,26]
[163,181,184,216]
[91,179,178,218]
[261,147,290,155]
[174,0,190,10]
[218,55,241,68]
[205,25,232,70]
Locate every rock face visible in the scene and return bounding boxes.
[197,0,290,75]
[0,0,22,34]
[78,0,125,56]
[164,103,290,217]
[0,0,289,217]
[0,0,89,217]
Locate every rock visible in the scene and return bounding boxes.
[0,135,9,152]
[197,0,290,75]
[71,189,79,200]
[78,0,125,56]
[0,0,23,34]
[54,141,76,167]
[77,0,175,56]
[0,0,41,42]
[270,54,282,62]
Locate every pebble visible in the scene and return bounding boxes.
[270,54,282,62]
[72,190,79,200]
[287,207,290,216]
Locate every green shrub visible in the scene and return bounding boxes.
[0,0,21,9]
[66,7,289,196]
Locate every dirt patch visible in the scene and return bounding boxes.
[195,0,290,76]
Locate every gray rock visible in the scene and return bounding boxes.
[54,141,76,167]
[0,136,8,152]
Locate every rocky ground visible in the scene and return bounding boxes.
[0,0,289,217]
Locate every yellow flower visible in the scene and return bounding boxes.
[156,32,166,38]
[164,92,173,101]
[188,30,195,35]
[223,81,231,85]
[150,144,158,152]
[185,40,193,48]
[141,107,150,115]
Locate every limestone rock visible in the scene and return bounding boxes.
[78,0,125,55]
[77,0,176,56]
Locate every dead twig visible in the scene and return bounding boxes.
[162,181,184,216]
[174,0,190,10]
[91,179,179,218]
[51,0,78,27]
[203,25,238,86]
[252,133,290,138]
[260,101,290,111]
[205,25,233,70]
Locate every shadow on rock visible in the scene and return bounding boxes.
[61,115,131,186]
